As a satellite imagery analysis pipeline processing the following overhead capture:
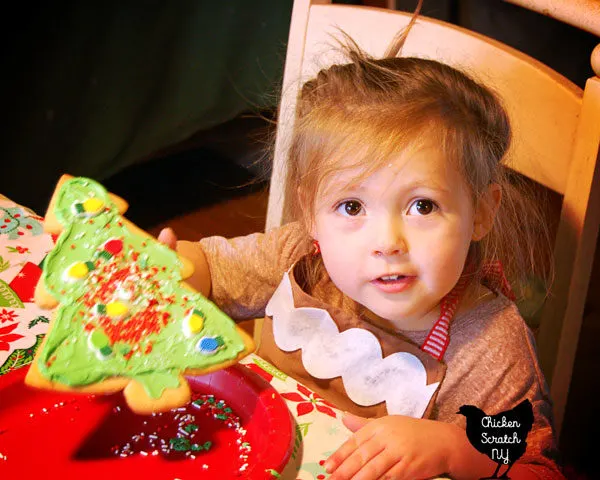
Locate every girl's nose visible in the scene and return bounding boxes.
[371,217,407,257]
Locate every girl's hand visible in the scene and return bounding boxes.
[325,412,456,480]
[157,228,212,297]
[157,227,178,250]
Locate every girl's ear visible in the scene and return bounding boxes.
[472,183,501,241]
[297,186,318,239]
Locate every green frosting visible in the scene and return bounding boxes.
[38,177,246,398]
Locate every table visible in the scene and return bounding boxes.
[0,194,351,479]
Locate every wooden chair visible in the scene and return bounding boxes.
[265,0,600,438]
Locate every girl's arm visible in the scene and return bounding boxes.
[159,222,311,319]
[176,239,212,298]
[158,228,211,297]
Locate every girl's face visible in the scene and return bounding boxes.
[311,147,489,331]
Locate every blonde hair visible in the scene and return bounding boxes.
[283,14,552,301]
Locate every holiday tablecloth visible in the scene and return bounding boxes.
[0,195,54,374]
[0,194,352,479]
[241,354,352,479]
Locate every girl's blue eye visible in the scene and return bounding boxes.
[407,199,437,216]
[336,200,364,216]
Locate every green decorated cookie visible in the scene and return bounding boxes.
[26,176,254,414]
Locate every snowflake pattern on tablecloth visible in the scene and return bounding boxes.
[0,206,43,240]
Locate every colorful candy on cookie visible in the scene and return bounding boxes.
[25,175,255,414]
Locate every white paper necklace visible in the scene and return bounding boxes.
[266,272,440,418]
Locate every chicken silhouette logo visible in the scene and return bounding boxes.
[457,399,534,479]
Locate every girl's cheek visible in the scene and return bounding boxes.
[329,217,365,235]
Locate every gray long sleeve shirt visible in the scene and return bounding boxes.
[199,222,563,478]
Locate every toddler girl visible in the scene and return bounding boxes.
[159,14,562,480]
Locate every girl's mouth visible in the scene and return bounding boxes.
[371,275,415,293]
[380,275,404,281]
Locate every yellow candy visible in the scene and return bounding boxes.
[187,314,204,334]
[67,262,89,279]
[83,197,104,213]
[182,310,205,337]
[106,301,129,319]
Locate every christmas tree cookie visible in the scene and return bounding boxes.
[25,175,255,414]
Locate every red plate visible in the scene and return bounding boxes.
[0,364,294,479]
